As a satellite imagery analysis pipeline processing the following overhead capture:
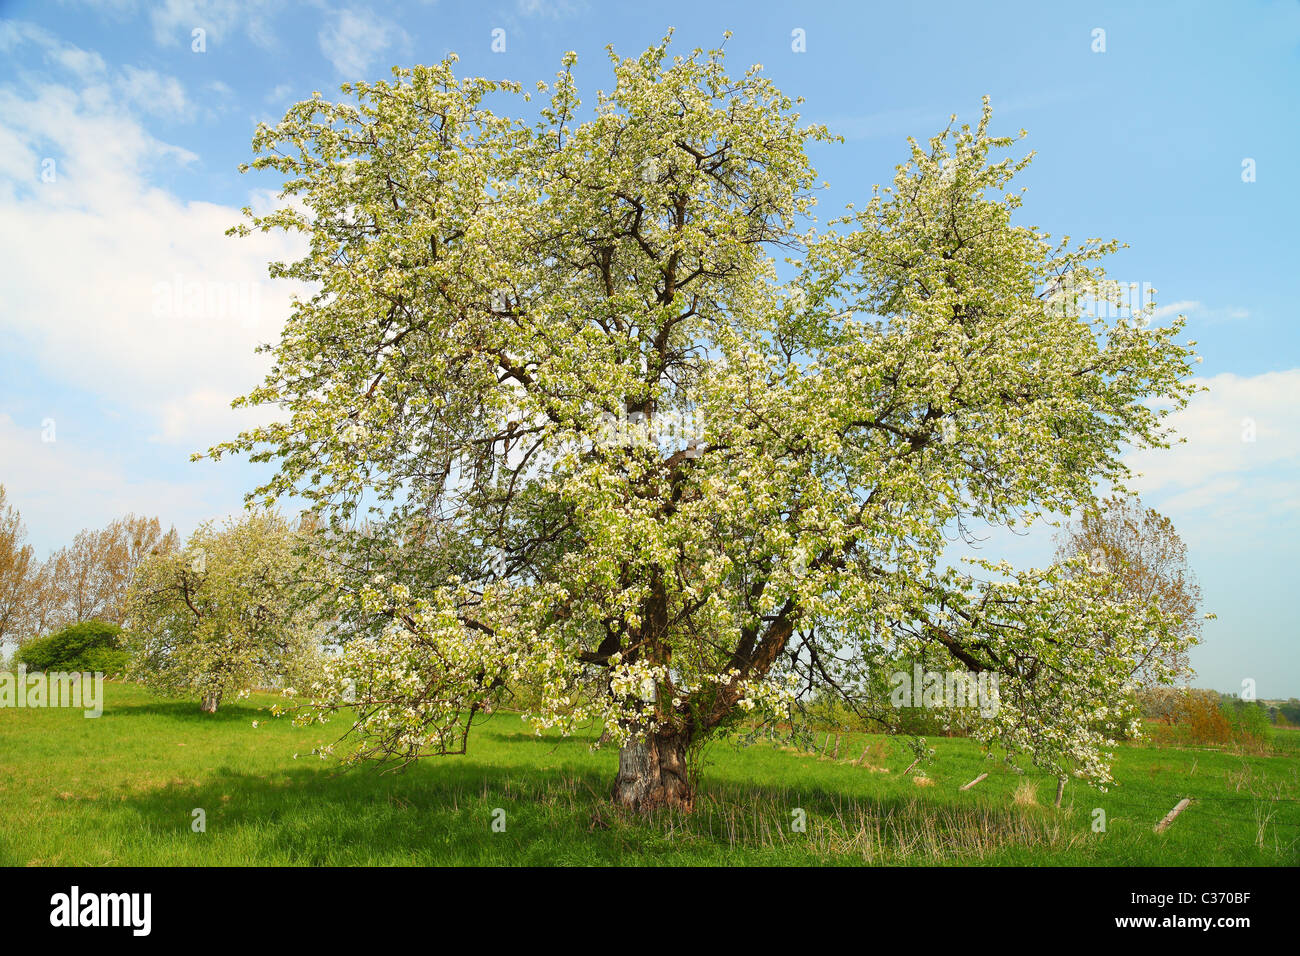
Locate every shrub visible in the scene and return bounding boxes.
[14,621,129,674]
[1136,687,1276,751]
[1179,690,1233,745]
[1278,698,1300,726]
[1222,697,1272,748]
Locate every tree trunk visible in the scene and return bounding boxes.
[200,690,221,714]
[612,729,693,812]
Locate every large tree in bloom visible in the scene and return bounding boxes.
[208,36,1198,809]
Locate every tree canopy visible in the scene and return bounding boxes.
[1055,494,1204,685]
[124,512,321,713]
[208,36,1198,807]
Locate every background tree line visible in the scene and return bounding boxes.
[1,484,323,714]
[0,474,1231,732]
[0,483,178,647]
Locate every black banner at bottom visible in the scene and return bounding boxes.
[0,865,1283,942]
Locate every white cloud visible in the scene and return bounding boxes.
[147,0,276,49]
[318,8,409,77]
[515,0,587,18]
[1152,299,1200,321]
[0,414,230,552]
[1152,300,1250,324]
[0,19,50,50]
[1,20,106,78]
[52,0,276,49]
[117,66,191,118]
[149,388,274,447]
[1,21,195,120]
[1125,369,1300,525]
[0,55,308,452]
[50,45,109,78]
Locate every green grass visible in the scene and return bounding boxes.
[2,681,1297,865]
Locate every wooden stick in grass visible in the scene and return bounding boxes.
[903,757,921,775]
[1055,775,1066,808]
[1154,798,1192,833]
[959,772,988,791]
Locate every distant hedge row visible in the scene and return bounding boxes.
[1137,686,1275,749]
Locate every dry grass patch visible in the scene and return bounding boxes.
[1012,779,1039,806]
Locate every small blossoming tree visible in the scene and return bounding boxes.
[1055,495,1205,685]
[124,512,322,713]
[208,36,1197,809]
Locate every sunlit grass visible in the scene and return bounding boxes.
[1,681,1297,865]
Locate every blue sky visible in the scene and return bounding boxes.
[0,0,1296,694]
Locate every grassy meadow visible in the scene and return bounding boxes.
[2,681,1297,866]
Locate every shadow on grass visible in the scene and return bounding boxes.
[105,700,273,724]
[110,751,1079,865]
[116,760,613,863]
[97,693,1081,863]
[476,728,601,748]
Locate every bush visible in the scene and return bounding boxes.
[1278,698,1300,726]
[1136,687,1275,751]
[1222,697,1272,747]
[14,621,129,674]
[1180,690,1233,745]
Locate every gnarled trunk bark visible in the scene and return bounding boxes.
[612,729,693,812]
[200,690,221,713]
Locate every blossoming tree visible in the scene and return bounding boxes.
[1054,495,1204,684]
[125,512,321,713]
[208,36,1197,809]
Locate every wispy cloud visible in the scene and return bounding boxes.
[515,0,588,18]
[2,20,195,120]
[264,82,294,104]
[151,0,275,50]
[1126,369,1300,528]
[117,66,191,118]
[1152,300,1201,320]
[0,413,239,556]
[318,8,410,77]
[59,0,277,49]
[0,41,307,455]
[1152,300,1250,323]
